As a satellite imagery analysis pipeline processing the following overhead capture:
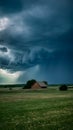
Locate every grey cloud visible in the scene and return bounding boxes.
[0,46,8,52]
[0,57,9,67]
[0,0,70,36]
[0,0,73,84]
[0,45,54,71]
[0,0,23,15]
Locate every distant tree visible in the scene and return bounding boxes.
[59,84,68,91]
[23,79,36,89]
[43,81,48,85]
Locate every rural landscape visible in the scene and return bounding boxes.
[0,0,73,130]
[0,83,73,130]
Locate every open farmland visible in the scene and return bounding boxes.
[0,87,73,130]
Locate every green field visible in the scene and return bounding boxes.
[0,87,73,130]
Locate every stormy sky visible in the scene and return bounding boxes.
[0,0,73,84]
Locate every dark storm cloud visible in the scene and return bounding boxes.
[0,46,7,52]
[0,57,9,67]
[0,0,24,15]
[0,0,48,15]
[0,0,73,84]
[0,45,54,71]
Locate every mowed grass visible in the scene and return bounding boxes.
[0,87,73,130]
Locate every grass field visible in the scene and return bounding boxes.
[0,87,73,130]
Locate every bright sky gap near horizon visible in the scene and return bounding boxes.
[0,0,73,84]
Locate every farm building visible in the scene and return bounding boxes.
[31,82,47,89]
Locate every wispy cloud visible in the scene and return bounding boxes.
[0,17,10,31]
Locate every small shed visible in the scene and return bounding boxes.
[31,82,47,89]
